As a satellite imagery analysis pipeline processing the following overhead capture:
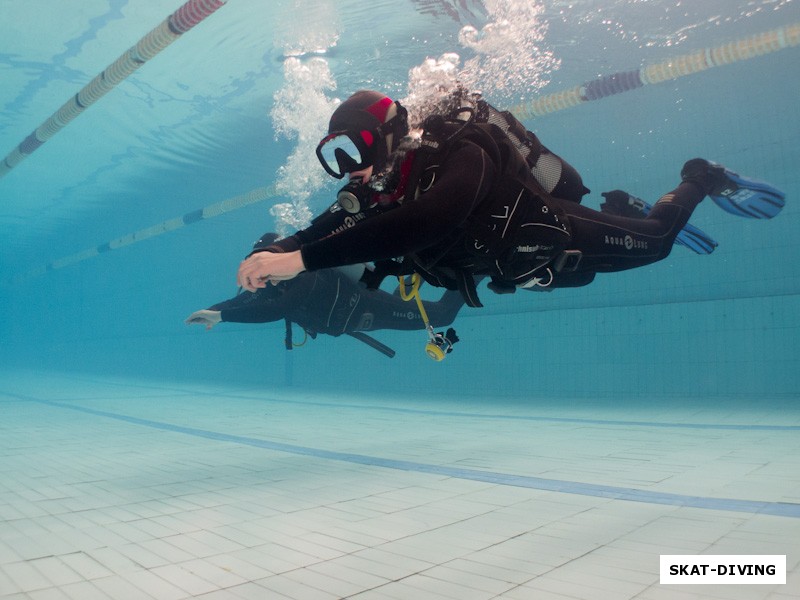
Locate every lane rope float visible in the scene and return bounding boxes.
[508,22,800,120]
[0,0,229,179]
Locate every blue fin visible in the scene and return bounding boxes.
[709,169,786,219]
[673,221,719,255]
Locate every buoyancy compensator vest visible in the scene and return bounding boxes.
[400,101,573,306]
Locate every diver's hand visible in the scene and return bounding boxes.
[237,250,306,292]
[185,309,222,330]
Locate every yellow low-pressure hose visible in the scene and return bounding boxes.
[398,274,431,325]
[398,274,449,361]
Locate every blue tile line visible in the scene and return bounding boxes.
[23,395,800,519]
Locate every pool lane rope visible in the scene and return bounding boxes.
[509,21,800,119]
[6,21,800,283]
[12,185,274,283]
[0,0,228,179]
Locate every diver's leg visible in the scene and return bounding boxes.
[554,158,784,274]
[348,289,428,333]
[601,188,719,255]
[351,286,467,332]
[643,181,706,239]
[559,180,705,273]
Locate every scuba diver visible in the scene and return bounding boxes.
[186,233,465,358]
[236,89,785,345]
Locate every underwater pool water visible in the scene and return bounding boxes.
[1,1,799,598]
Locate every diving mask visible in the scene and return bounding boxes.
[316,106,408,179]
[316,129,377,179]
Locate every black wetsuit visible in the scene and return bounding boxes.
[271,121,705,302]
[210,268,464,336]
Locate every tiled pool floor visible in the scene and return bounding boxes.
[1,371,798,599]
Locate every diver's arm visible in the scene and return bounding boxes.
[185,309,222,330]
[185,294,252,329]
[238,201,387,291]
[250,201,388,256]
[186,290,290,325]
[214,303,286,324]
[301,143,496,269]
[237,144,496,289]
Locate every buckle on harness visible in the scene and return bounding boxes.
[554,250,582,273]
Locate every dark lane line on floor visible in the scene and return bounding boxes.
[13,392,800,519]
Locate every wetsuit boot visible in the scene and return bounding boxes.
[680,158,731,196]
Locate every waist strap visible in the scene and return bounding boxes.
[456,269,483,308]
